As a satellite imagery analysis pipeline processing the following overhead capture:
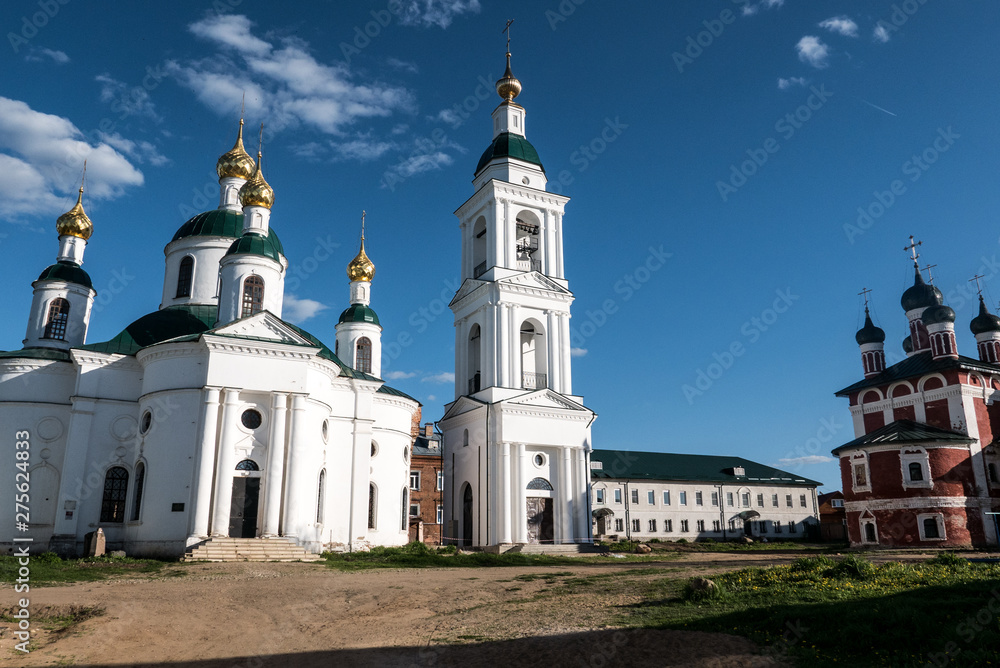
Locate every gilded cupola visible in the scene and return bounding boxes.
[238,152,275,209]
[56,187,93,240]
[216,119,256,180]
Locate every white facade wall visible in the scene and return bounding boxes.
[160,236,234,309]
[23,280,95,350]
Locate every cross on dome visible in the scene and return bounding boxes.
[904,235,922,267]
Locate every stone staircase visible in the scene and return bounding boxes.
[182,537,323,562]
[505,542,604,556]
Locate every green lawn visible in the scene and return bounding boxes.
[0,552,176,586]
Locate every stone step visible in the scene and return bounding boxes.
[182,537,323,562]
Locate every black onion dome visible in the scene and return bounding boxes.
[855,309,885,345]
[971,296,1000,335]
[903,335,913,354]
[922,304,956,325]
[901,266,943,311]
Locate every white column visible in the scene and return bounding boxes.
[190,387,221,539]
[210,389,241,536]
[459,220,469,279]
[538,211,549,276]
[262,393,288,537]
[546,310,560,393]
[560,313,573,394]
[498,302,509,388]
[561,447,573,544]
[508,304,519,389]
[501,442,512,543]
[282,394,310,539]
[574,449,589,541]
[516,443,527,542]
[493,198,505,270]
[555,213,565,278]
[455,319,466,398]
[485,303,498,389]
[504,199,516,269]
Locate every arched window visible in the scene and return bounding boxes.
[356,337,372,374]
[100,467,129,523]
[520,320,548,390]
[43,298,70,340]
[401,487,408,531]
[241,275,264,317]
[235,459,259,471]
[468,325,481,394]
[176,256,194,298]
[527,477,553,491]
[368,483,377,529]
[908,462,924,481]
[316,469,326,524]
[463,429,469,447]
[130,463,145,522]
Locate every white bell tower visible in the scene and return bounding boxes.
[441,37,595,549]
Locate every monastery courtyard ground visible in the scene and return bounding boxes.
[2,546,998,667]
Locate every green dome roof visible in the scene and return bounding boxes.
[37,261,93,290]
[475,132,544,175]
[79,304,218,356]
[172,209,244,242]
[224,231,285,263]
[338,303,380,326]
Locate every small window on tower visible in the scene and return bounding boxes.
[176,256,194,298]
[241,275,264,317]
[356,337,372,374]
[43,298,70,340]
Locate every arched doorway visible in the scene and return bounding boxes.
[461,483,474,546]
[230,459,261,538]
[526,477,554,544]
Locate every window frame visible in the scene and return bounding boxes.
[595,488,605,504]
[356,336,373,374]
[917,513,945,541]
[176,255,194,298]
[43,298,71,340]
[241,275,265,318]
[100,466,129,524]
[409,470,421,491]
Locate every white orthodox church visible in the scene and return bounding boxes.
[0,121,419,558]
[440,52,596,547]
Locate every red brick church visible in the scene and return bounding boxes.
[833,240,1000,548]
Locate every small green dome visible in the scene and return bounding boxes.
[338,304,380,326]
[475,132,544,175]
[172,209,244,242]
[37,261,92,289]
[224,231,285,263]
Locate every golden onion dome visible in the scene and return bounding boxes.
[347,239,375,282]
[238,152,275,209]
[216,119,256,180]
[495,52,521,102]
[56,188,93,240]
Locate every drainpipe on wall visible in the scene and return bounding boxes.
[718,484,726,540]
[624,480,631,541]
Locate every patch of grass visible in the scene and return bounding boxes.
[613,555,1000,667]
[0,554,172,586]
[321,541,587,571]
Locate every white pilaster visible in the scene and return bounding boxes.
[508,304,519,389]
[555,213,565,278]
[560,313,573,394]
[190,387,221,539]
[210,389,241,536]
[498,302,510,388]
[546,310,560,393]
[501,442,512,543]
[561,447,572,544]
[493,198,505,269]
[262,393,288,537]
[282,393,310,539]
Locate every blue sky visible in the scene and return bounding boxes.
[1,0,998,492]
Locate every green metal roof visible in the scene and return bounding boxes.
[172,209,244,242]
[338,303,380,326]
[835,351,1000,396]
[0,346,72,361]
[475,132,544,175]
[225,231,284,262]
[831,419,974,456]
[79,304,218,356]
[36,261,93,290]
[590,449,822,487]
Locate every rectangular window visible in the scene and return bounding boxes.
[711,491,719,506]
[695,491,704,506]
[854,463,868,488]
[757,493,764,507]
[726,492,734,507]
[648,490,655,505]
[596,489,605,504]
[436,504,443,524]
[742,492,751,507]
[663,490,671,505]
[729,519,738,531]
[665,519,673,532]
[800,494,807,507]
[436,471,444,491]
[712,520,721,532]
[614,489,622,504]
[648,519,657,532]
[680,520,689,532]
[786,494,793,508]
[774,521,782,534]
[789,521,797,534]
[679,491,688,506]
[632,519,640,533]
[832,498,844,508]
[409,471,420,491]
[614,518,624,532]
[631,489,639,504]
[409,503,420,517]
[772,494,779,507]
[696,519,705,532]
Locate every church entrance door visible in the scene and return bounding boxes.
[526,498,554,544]
[229,477,260,538]
[462,484,473,546]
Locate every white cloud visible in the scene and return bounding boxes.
[819,16,858,38]
[282,295,329,324]
[98,132,169,166]
[96,73,161,122]
[333,133,397,162]
[571,347,588,357]
[741,0,783,16]
[391,151,453,178]
[427,395,436,401]
[26,48,70,64]
[778,455,834,467]
[384,370,418,380]
[170,14,413,137]
[422,371,455,384]
[777,77,808,90]
[396,0,481,29]
[796,36,830,69]
[0,96,144,220]
[387,57,418,74]
[873,25,891,44]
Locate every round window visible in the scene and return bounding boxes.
[534,453,545,467]
[241,409,262,430]
[139,410,152,435]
